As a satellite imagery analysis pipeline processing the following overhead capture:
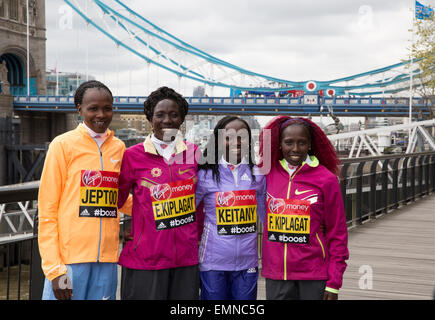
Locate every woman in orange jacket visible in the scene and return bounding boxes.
[38,80,130,300]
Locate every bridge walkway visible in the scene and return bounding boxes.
[256,193,435,300]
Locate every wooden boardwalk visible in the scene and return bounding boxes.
[257,193,435,300]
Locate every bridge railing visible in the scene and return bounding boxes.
[1,151,434,299]
[13,95,432,116]
[340,151,435,227]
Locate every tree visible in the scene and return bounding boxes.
[410,12,434,119]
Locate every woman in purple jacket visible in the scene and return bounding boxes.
[259,116,349,300]
[196,116,266,300]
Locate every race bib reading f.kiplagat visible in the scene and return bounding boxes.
[79,170,119,218]
[267,198,310,244]
[150,179,196,230]
[215,190,257,235]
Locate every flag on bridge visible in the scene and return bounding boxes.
[415,1,434,19]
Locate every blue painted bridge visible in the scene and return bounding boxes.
[13,95,432,117]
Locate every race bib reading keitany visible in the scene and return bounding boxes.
[151,179,196,230]
[267,198,310,244]
[79,170,119,218]
[215,190,257,235]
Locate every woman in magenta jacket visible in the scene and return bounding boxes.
[259,116,349,300]
[117,87,199,300]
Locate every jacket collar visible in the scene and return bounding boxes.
[279,155,319,175]
[77,123,113,141]
[143,134,187,156]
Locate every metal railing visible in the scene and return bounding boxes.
[0,181,41,300]
[340,151,435,227]
[0,151,434,299]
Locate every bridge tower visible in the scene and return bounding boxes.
[0,1,75,185]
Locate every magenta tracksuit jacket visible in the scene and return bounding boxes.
[262,156,349,292]
[117,137,199,270]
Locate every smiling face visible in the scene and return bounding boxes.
[280,123,311,166]
[151,99,183,141]
[78,88,114,133]
[222,119,249,164]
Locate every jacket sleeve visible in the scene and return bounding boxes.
[256,174,267,224]
[119,194,133,216]
[37,139,68,281]
[117,149,134,210]
[323,176,349,292]
[195,170,207,241]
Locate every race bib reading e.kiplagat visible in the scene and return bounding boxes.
[215,190,257,235]
[150,179,196,230]
[79,170,119,218]
[267,198,310,244]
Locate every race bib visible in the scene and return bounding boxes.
[151,179,196,230]
[79,170,119,218]
[215,190,257,235]
[267,198,310,244]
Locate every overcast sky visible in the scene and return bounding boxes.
[45,0,431,125]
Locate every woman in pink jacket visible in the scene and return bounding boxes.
[259,116,349,300]
[117,87,199,300]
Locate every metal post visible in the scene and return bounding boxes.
[402,157,409,203]
[26,0,30,96]
[410,157,416,201]
[382,159,389,212]
[356,162,365,225]
[392,158,400,209]
[369,160,378,217]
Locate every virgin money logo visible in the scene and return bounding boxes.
[151,184,172,201]
[268,198,285,214]
[82,170,102,187]
[216,192,235,207]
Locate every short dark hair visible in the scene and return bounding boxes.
[74,80,113,107]
[144,86,189,122]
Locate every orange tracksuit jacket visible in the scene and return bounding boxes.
[38,124,129,281]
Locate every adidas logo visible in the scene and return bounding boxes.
[218,228,227,234]
[269,234,276,241]
[241,173,251,181]
[80,209,90,216]
[157,222,167,229]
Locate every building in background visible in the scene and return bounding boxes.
[46,70,94,96]
[0,0,46,95]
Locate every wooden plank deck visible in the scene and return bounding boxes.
[257,193,435,300]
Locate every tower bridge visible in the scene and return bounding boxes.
[12,94,432,117]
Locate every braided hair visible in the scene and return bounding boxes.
[74,80,113,107]
[199,116,256,184]
[144,86,189,122]
[259,115,341,177]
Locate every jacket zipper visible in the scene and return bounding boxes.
[93,132,111,262]
[316,232,326,260]
[234,166,239,267]
[283,165,304,281]
[169,163,176,264]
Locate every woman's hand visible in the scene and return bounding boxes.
[123,229,133,243]
[51,274,73,300]
[323,291,338,300]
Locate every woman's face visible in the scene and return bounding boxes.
[280,124,311,166]
[222,119,249,164]
[78,88,113,133]
[151,99,183,141]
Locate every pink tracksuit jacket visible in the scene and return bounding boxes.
[117,137,199,270]
[262,156,349,292]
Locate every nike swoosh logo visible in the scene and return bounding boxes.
[178,168,192,175]
[295,189,313,195]
[110,158,120,163]
[102,296,111,300]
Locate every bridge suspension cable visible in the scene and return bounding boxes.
[63,0,423,95]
